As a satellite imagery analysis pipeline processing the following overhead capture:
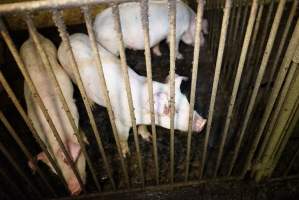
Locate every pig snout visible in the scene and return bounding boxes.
[68,177,82,196]
[192,112,206,133]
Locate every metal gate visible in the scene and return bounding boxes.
[0,0,298,199]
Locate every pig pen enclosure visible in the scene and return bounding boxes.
[0,0,299,199]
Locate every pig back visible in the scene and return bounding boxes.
[22,36,79,153]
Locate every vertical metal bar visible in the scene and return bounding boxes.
[168,0,176,184]
[52,10,127,189]
[267,0,298,90]
[0,140,42,198]
[81,7,118,190]
[25,14,101,192]
[0,168,27,200]
[0,18,86,193]
[139,0,159,184]
[284,142,299,176]
[185,0,204,181]
[0,70,68,190]
[241,17,299,178]
[214,0,259,177]
[253,0,274,65]
[0,111,57,196]
[111,3,143,187]
[256,61,298,162]
[200,0,232,178]
[229,0,287,176]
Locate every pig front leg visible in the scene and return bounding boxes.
[167,36,184,59]
[152,44,162,57]
[138,125,152,142]
[115,119,131,157]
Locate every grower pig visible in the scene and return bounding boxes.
[93,0,208,59]
[21,33,87,195]
[58,33,206,157]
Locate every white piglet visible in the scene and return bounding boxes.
[22,34,86,195]
[58,33,206,157]
[93,0,208,59]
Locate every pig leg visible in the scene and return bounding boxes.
[115,120,131,157]
[137,125,152,142]
[167,36,183,59]
[152,44,162,56]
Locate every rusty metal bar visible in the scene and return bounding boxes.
[256,62,298,162]
[253,0,274,66]
[25,14,101,192]
[185,0,204,181]
[0,167,27,200]
[82,6,118,190]
[0,0,135,14]
[139,0,159,184]
[168,0,176,184]
[0,18,86,193]
[52,9,127,189]
[0,70,69,190]
[0,111,57,196]
[0,140,42,198]
[241,17,299,178]
[112,4,144,186]
[228,0,287,176]
[200,0,232,178]
[267,0,298,90]
[214,0,259,177]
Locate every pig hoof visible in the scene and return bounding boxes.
[120,142,130,158]
[138,126,152,142]
[28,159,37,173]
[176,53,184,59]
[152,45,162,56]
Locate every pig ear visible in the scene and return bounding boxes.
[153,92,171,116]
[67,141,81,163]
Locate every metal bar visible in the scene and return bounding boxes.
[270,95,299,177]
[139,0,159,184]
[267,0,298,90]
[213,0,259,177]
[0,70,69,190]
[253,0,274,66]
[256,62,298,162]
[52,9,127,189]
[0,168,27,200]
[25,14,101,192]
[0,0,136,14]
[284,142,299,176]
[241,17,299,178]
[50,177,239,200]
[82,6,118,190]
[228,0,287,176]
[0,111,57,196]
[185,0,204,181]
[111,4,143,187]
[0,18,86,193]
[0,140,42,198]
[200,0,232,178]
[168,0,176,184]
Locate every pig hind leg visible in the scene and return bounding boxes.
[152,44,162,57]
[167,35,184,59]
[115,120,131,157]
[137,125,152,142]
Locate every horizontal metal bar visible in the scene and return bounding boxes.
[0,111,57,197]
[50,177,240,200]
[200,0,232,178]
[0,0,135,14]
[185,0,204,181]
